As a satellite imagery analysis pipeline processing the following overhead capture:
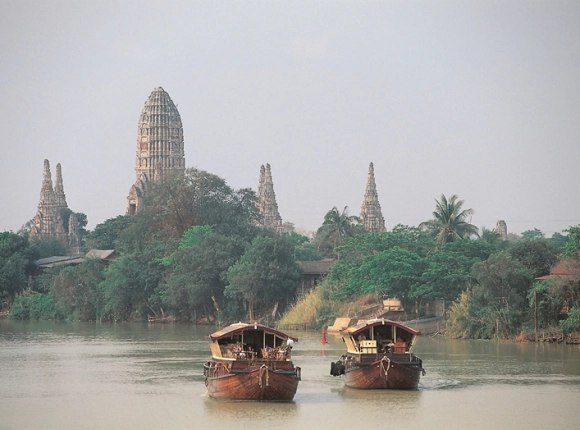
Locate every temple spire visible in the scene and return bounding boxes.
[39,159,55,205]
[360,162,386,233]
[127,87,185,215]
[257,163,283,232]
[54,163,67,208]
[30,159,67,240]
[495,220,508,240]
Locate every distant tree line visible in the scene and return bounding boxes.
[2,168,308,323]
[2,177,580,339]
[285,194,580,339]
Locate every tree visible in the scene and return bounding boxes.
[99,240,169,321]
[508,238,558,279]
[142,168,259,240]
[286,231,322,261]
[420,194,479,246]
[315,206,361,258]
[51,258,105,321]
[0,232,35,298]
[29,235,68,259]
[344,247,427,308]
[563,225,580,258]
[85,215,136,250]
[479,226,506,248]
[520,228,544,240]
[549,232,569,253]
[422,240,495,301]
[447,252,533,339]
[161,229,247,321]
[327,226,433,302]
[225,235,302,321]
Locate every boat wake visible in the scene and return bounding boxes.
[420,379,462,390]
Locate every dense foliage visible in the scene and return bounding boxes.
[1,169,304,323]
[2,184,580,340]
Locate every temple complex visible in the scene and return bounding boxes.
[30,160,81,254]
[127,87,185,215]
[495,220,508,240]
[257,164,283,232]
[359,162,386,233]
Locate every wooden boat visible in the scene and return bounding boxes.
[330,318,425,389]
[203,322,301,401]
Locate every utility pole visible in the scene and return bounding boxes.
[534,288,538,342]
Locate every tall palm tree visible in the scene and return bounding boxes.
[316,206,360,257]
[420,194,479,246]
[480,226,502,246]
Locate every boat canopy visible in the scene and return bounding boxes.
[209,322,298,342]
[340,318,420,338]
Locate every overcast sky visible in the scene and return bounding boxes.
[1,1,579,237]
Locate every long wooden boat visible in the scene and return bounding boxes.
[203,322,301,401]
[330,318,425,389]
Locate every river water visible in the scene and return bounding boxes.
[1,321,579,430]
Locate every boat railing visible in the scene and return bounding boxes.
[260,347,291,361]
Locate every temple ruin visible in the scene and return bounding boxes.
[360,162,386,233]
[257,164,283,232]
[495,220,508,240]
[127,87,185,214]
[30,160,81,254]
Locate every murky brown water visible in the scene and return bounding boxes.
[1,320,579,429]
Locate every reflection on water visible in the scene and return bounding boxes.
[1,320,579,429]
[203,395,300,418]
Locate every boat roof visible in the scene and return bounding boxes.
[209,322,298,342]
[340,318,420,337]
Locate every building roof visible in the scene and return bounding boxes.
[298,259,336,275]
[85,249,116,260]
[35,249,117,269]
[35,255,84,268]
[536,259,580,281]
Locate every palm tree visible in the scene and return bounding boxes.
[480,227,502,246]
[316,206,360,257]
[420,194,479,246]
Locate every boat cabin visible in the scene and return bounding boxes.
[340,318,419,356]
[208,322,297,362]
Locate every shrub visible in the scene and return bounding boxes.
[10,289,57,320]
[560,307,580,334]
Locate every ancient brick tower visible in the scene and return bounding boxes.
[127,87,185,215]
[30,160,81,254]
[257,164,283,232]
[495,220,508,240]
[30,160,67,240]
[360,162,386,233]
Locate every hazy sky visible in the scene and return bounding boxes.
[1,1,579,237]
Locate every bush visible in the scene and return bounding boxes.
[560,307,580,334]
[10,289,58,320]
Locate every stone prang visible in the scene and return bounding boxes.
[495,220,508,240]
[257,164,283,232]
[127,87,185,215]
[360,162,386,233]
[30,160,81,254]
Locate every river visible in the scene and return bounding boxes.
[0,320,579,429]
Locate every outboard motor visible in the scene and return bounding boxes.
[330,359,345,376]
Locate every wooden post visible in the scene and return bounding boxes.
[534,288,538,343]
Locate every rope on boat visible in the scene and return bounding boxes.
[380,356,391,383]
[258,364,269,388]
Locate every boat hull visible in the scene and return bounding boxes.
[204,362,300,401]
[343,355,422,390]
